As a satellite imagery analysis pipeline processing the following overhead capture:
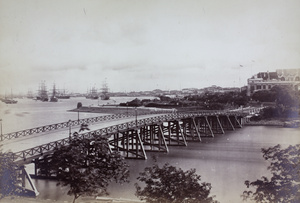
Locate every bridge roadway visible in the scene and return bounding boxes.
[1,113,166,154]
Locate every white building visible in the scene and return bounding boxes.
[247,69,300,96]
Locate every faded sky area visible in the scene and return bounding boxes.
[0,0,300,94]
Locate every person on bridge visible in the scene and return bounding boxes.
[79,123,90,132]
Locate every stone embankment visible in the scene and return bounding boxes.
[245,119,285,126]
[245,119,300,128]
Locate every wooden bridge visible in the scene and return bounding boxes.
[1,107,261,196]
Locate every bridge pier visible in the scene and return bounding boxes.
[19,165,39,197]
[33,157,48,178]
[109,130,147,159]
[162,120,187,146]
[193,117,214,137]
[208,116,225,134]
[140,124,169,152]
[220,115,234,131]
[233,116,243,128]
[181,118,202,141]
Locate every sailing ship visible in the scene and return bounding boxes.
[27,90,34,99]
[36,81,49,102]
[56,88,70,99]
[1,89,18,104]
[86,86,99,100]
[1,98,17,104]
[50,84,58,102]
[100,81,110,100]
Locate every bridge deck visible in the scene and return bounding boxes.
[2,114,165,153]
[1,108,257,164]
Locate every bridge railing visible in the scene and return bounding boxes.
[0,113,132,142]
[11,111,246,163]
[0,108,180,142]
[0,108,249,142]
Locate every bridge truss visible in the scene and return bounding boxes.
[10,111,246,164]
[6,110,251,196]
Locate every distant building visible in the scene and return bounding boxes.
[247,69,300,96]
[182,88,199,94]
[202,85,240,93]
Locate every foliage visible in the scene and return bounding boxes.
[251,86,299,108]
[126,98,142,107]
[0,152,20,199]
[135,161,218,203]
[252,90,276,102]
[271,86,299,108]
[47,133,129,203]
[260,106,299,119]
[242,144,300,203]
[186,91,249,109]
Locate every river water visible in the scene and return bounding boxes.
[0,98,299,203]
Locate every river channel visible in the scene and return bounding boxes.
[0,97,299,203]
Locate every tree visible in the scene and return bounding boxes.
[271,86,299,108]
[47,133,130,203]
[135,160,218,203]
[0,152,20,199]
[251,90,276,102]
[242,144,300,203]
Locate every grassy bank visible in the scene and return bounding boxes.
[69,106,173,115]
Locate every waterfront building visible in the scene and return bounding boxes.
[247,69,300,96]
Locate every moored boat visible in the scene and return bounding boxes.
[86,86,99,100]
[2,99,18,104]
[100,80,110,100]
[36,81,49,102]
[1,89,18,104]
[50,83,58,102]
[27,90,34,99]
[56,88,70,99]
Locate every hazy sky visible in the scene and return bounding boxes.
[0,0,299,94]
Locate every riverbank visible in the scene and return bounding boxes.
[245,119,285,126]
[245,118,300,127]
